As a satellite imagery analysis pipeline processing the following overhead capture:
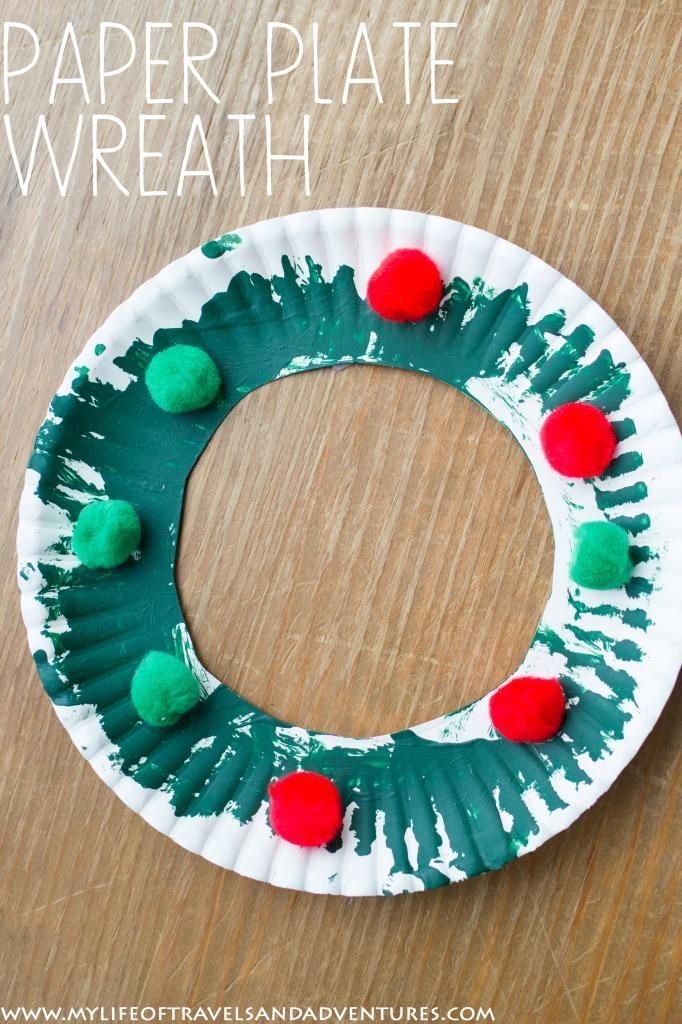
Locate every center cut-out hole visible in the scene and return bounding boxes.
[177,366,553,737]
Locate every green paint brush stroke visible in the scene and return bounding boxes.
[201,233,242,259]
[27,255,653,889]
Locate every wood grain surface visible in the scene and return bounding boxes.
[1,1,680,1020]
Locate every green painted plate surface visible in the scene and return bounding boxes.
[18,209,682,895]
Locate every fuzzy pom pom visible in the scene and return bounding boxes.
[268,771,343,847]
[490,676,566,743]
[130,651,201,727]
[146,344,221,413]
[570,520,633,589]
[540,402,616,477]
[366,248,443,322]
[72,499,141,569]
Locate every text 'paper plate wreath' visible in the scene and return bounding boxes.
[18,209,682,896]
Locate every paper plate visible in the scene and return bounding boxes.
[17,208,682,895]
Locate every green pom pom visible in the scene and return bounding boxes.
[570,521,633,589]
[131,651,201,727]
[146,344,221,413]
[72,499,141,569]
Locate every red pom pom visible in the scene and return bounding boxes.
[540,402,616,478]
[489,676,566,743]
[268,771,343,847]
[367,248,443,322]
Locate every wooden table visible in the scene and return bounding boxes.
[1,2,679,1020]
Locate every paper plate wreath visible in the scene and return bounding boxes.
[18,209,682,896]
